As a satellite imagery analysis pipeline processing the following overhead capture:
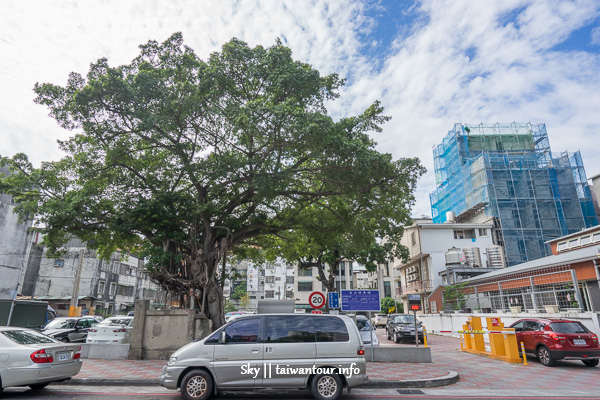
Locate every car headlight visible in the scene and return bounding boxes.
[169,356,178,365]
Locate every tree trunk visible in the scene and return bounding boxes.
[205,277,226,329]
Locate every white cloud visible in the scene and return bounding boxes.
[1,0,600,218]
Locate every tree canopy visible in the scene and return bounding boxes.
[0,33,424,329]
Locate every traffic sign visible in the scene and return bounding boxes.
[408,294,421,311]
[340,290,380,311]
[328,292,339,309]
[308,291,326,309]
[311,310,322,314]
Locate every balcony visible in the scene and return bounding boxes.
[396,280,434,296]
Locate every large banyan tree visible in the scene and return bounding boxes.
[0,33,424,329]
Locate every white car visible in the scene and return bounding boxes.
[86,316,134,344]
[0,327,82,393]
[356,316,380,346]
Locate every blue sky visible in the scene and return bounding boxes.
[1,0,600,217]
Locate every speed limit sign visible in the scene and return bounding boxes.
[308,291,326,309]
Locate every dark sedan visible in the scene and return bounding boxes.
[41,316,102,343]
[386,314,423,343]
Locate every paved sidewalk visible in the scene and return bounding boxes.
[71,331,600,391]
[72,358,457,388]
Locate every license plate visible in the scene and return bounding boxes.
[58,352,69,362]
[574,339,586,345]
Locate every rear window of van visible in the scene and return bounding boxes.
[315,317,349,342]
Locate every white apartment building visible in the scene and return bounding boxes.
[394,218,498,312]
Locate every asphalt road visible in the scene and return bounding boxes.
[2,385,600,400]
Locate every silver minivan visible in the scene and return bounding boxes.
[160,314,368,400]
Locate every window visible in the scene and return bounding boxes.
[523,321,540,332]
[265,290,274,299]
[286,276,294,284]
[568,239,578,248]
[265,276,275,284]
[120,264,131,275]
[557,242,567,251]
[478,228,488,237]
[224,318,259,343]
[594,233,600,242]
[298,268,312,277]
[2,330,55,345]
[275,277,281,281]
[454,229,475,239]
[411,232,416,246]
[298,282,312,291]
[109,282,117,296]
[53,259,64,268]
[118,285,134,296]
[550,322,588,334]
[76,319,92,329]
[265,316,315,343]
[315,317,349,342]
[97,281,105,295]
[285,290,293,299]
[112,262,120,273]
[101,261,108,271]
[580,235,591,245]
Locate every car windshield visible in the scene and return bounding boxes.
[44,318,77,329]
[2,329,57,345]
[99,318,132,326]
[356,319,372,331]
[394,315,415,324]
[550,322,589,334]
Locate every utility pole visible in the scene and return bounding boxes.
[69,249,85,316]
[6,261,25,326]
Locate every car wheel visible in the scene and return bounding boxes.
[311,373,342,400]
[29,383,50,390]
[394,332,400,343]
[537,346,555,367]
[583,359,599,367]
[181,369,213,400]
[386,330,391,340]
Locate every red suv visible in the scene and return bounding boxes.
[510,318,600,367]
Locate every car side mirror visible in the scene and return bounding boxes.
[220,331,226,344]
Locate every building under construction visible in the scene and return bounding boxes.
[430,122,598,266]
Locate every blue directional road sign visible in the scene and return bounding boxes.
[328,292,339,309]
[341,290,380,312]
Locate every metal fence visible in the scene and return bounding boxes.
[448,267,584,312]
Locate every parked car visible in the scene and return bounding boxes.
[356,316,379,346]
[509,318,600,367]
[370,313,388,328]
[161,313,367,400]
[86,316,134,344]
[0,327,82,393]
[386,314,423,343]
[41,316,102,343]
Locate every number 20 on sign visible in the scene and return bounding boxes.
[309,291,325,309]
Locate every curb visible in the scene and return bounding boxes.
[359,370,459,388]
[61,371,459,388]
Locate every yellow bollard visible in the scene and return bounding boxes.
[520,342,528,365]
[423,326,428,347]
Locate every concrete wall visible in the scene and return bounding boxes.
[81,344,130,360]
[365,346,431,363]
[129,299,212,360]
[419,311,600,340]
[0,176,34,298]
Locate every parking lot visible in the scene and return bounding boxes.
[371,325,600,393]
